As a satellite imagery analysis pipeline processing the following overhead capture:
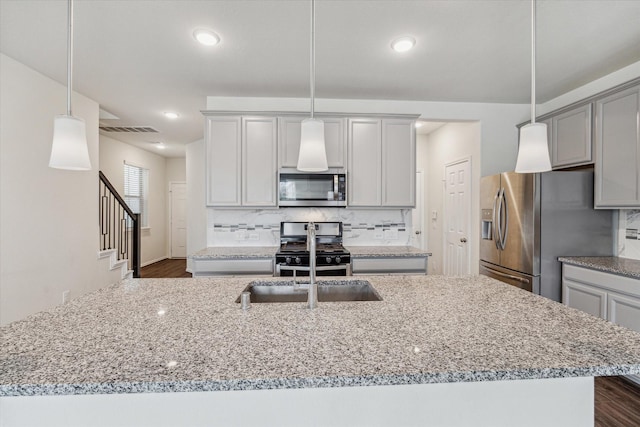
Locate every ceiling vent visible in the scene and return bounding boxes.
[99,126,159,133]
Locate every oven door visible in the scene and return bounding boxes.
[279,173,346,207]
[276,264,351,277]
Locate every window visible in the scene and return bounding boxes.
[124,163,149,227]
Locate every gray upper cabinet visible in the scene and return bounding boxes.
[205,115,277,207]
[551,103,593,169]
[348,118,382,206]
[242,117,277,206]
[594,85,640,208]
[206,116,242,206]
[382,119,415,207]
[278,116,346,169]
[348,118,416,208]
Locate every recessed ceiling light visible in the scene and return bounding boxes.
[164,112,179,119]
[391,36,416,53]
[415,122,423,128]
[193,29,220,46]
[156,143,166,150]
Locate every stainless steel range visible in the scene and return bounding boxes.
[275,221,351,276]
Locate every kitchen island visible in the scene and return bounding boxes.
[2,275,640,426]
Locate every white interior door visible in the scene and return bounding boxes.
[170,182,187,258]
[411,171,425,249]
[444,159,471,275]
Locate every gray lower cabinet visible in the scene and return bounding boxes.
[562,263,640,384]
[594,85,640,208]
[550,103,592,169]
[278,116,346,169]
[351,256,427,275]
[192,258,274,277]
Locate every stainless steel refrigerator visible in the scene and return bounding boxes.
[479,170,614,302]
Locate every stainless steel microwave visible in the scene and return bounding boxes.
[278,172,347,207]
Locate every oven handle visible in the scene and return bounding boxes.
[277,264,349,272]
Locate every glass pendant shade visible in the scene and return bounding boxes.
[297,118,328,172]
[49,115,91,170]
[515,122,551,173]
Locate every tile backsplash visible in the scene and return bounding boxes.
[618,209,640,260]
[207,208,412,247]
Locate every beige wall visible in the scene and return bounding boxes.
[0,54,119,325]
[418,122,481,275]
[99,135,167,266]
[186,139,206,272]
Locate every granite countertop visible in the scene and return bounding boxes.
[190,246,278,259]
[559,256,640,280]
[2,275,640,397]
[346,246,432,258]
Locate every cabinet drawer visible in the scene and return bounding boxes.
[193,258,274,276]
[563,264,640,298]
[352,257,427,275]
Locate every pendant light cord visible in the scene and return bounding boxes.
[531,0,536,124]
[310,0,315,119]
[67,0,73,116]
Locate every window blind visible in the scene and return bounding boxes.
[124,163,149,227]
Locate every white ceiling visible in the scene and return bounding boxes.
[2,0,640,157]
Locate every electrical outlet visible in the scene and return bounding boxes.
[374,231,384,239]
[249,233,259,241]
[235,231,246,241]
[62,290,70,304]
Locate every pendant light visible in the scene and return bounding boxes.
[297,0,328,172]
[515,0,551,173]
[49,0,91,171]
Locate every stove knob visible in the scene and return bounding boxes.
[295,257,302,264]
[335,256,341,264]
[285,257,292,264]
[326,256,332,264]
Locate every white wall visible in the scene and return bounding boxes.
[419,123,481,275]
[99,135,167,266]
[186,139,207,272]
[0,54,118,325]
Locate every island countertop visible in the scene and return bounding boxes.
[2,275,640,397]
[559,256,640,280]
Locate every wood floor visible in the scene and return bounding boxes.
[140,258,191,278]
[139,259,640,425]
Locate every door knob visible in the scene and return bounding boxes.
[415,230,421,235]
[460,237,467,243]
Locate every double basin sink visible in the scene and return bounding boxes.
[236,280,382,303]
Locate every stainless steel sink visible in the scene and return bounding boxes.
[235,280,382,303]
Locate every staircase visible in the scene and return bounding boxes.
[98,171,141,278]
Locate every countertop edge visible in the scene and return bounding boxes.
[3,365,639,397]
[559,256,640,280]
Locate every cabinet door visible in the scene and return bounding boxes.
[595,85,640,208]
[205,116,241,206]
[278,117,346,169]
[608,291,640,332]
[348,119,382,206]
[242,117,277,206]
[382,119,415,207]
[562,279,607,319]
[551,103,592,168]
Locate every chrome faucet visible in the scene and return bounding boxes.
[306,221,318,309]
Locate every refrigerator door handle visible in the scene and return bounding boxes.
[500,189,508,250]
[494,189,502,250]
[496,188,504,250]
[482,265,530,284]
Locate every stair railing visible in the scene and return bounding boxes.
[99,171,141,278]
